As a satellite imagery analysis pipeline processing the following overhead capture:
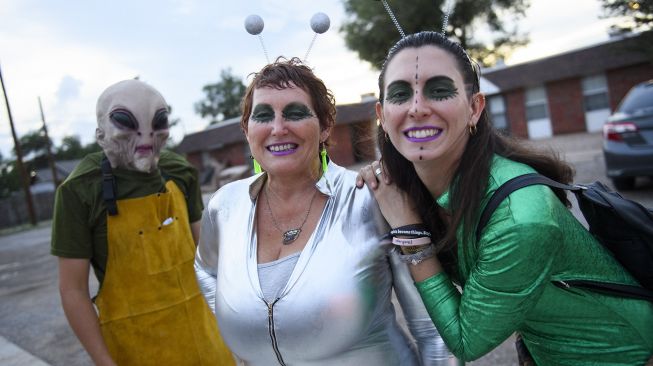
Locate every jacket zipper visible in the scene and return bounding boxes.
[265,298,286,366]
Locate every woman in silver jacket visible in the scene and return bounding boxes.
[195,57,453,365]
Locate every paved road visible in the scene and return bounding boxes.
[1,132,651,366]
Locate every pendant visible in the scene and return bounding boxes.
[282,229,301,245]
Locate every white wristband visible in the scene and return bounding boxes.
[392,236,432,246]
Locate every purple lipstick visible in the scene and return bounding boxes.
[403,126,443,143]
[267,143,298,156]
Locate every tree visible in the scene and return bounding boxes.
[0,159,20,199]
[600,0,653,57]
[55,136,85,160]
[341,0,530,67]
[195,68,247,125]
[0,134,102,198]
[54,135,101,160]
[15,130,48,159]
[601,0,652,33]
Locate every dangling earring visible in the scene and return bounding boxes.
[468,124,477,136]
[250,156,262,174]
[320,143,328,173]
[253,160,262,174]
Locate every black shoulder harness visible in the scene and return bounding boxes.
[100,156,119,216]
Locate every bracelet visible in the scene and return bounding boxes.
[390,224,431,238]
[397,244,436,265]
[400,244,432,255]
[392,236,431,246]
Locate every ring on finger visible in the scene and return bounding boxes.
[374,167,383,177]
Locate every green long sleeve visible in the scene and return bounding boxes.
[415,155,653,365]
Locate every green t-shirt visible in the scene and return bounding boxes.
[50,150,203,286]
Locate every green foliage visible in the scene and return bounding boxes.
[0,159,21,198]
[0,133,101,197]
[57,135,83,158]
[195,68,247,125]
[14,129,48,158]
[601,0,653,59]
[10,129,54,170]
[601,0,653,32]
[341,0,530,67]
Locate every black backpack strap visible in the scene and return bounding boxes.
[476,173,653,303]
[476,173,580,241]
[555,280,653,302]
[100,156,119,216]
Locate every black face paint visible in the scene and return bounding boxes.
[282,102,314,121]
[109,109,138,130]
[152,109,169,130]
[414,55,419,107]
[251,104,274,123]
[423,76,458,101]
[385,81,412,105]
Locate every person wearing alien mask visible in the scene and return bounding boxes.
[51,79,234,365]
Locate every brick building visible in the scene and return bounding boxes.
[177,32,653,186]
[482,32,653,139]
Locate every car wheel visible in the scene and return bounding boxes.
[612,176,635,190]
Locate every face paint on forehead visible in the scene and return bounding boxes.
[415,55,419,86]
[415,55,419,97]
[413,55,420,112]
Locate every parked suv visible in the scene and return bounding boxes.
[603,80,653,190]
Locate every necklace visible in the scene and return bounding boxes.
[264,185,318,245]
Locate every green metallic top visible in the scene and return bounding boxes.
[415,155,653,365]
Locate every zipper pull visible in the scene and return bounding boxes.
[558,280,570,288]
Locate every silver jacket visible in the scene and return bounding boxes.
[195,162,450,365]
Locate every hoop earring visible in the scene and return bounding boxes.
[468,124,477,136]
[320,143,328,173]
[384,132,389,141]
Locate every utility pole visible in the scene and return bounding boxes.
[0,64,37,226]
[38,97,59,187]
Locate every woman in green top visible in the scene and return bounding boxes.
[356,31,653,365]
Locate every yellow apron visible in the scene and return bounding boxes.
[95,180,233,365]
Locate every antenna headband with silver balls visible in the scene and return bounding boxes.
[244,12,331,64]
[380,0,456,38]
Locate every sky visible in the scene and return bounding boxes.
[0,0,622,159]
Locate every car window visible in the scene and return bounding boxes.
[618,82,653,113]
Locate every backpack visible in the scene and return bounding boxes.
[476,173,653,302]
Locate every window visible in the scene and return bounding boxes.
[525,86,548,121]
[582,75,609,112]
[618,80,653,113]
[488,95,507,130]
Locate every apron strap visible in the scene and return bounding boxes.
[159,171,193,219]
[100,157,191,219]
[101,156,119,216]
